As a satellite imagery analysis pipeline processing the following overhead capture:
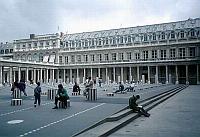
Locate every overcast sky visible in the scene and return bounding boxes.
[0,0,199,42]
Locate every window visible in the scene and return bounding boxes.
[0,50,4,54]
[143,51,148,60]
[104,54,109,61]
[71,55,75,63]
[144,34,148,41]
[97,54,102,62]
[90,54,95,62]
[112,53,116,60]
[40,42,43,47]
[161,32,165,40]
[65,56,69,64]
[153,33,156,40]
[77,55,81,62]
[16,44,20,49]
[22,44,26,49]
[34,42,37,47]
[118,53,124,60]
[170,49,176,58]
[46,41,49,46]
[39,54,43,62]
[84,55,88,62]
[180,31,185,38]
[179,48,186,58]
[135,53,140,60]
[190,29,195,37]
[160,50,166,59]
[128,35,131,43]
[127,52,131,60]
[92,39,95,46]
[10,49,13,53]
[189,47,196,57]
[28,43,31,48]
[105,38,109,45]
[152,50,157,59]
[5,49,9,54]
[59,56,62,64]
[171,31,175,39]
[65,42,68,47]
[85,40,88,47]
[120,36,124,44]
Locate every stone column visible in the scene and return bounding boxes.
[155,66,158,84]
[63,69,66,84]
[165,65,169,84]
[9,67,13,84]
[98,68,101,78]
[37,69,40,82]
[83,68,86,82]
[46,69,49,83]
[137,66,140,82]
[175,65,179,84]
[129,67,132,82]
[76,68,79,84]
[18,67,21,82]
[186,65,189,85]
[34,69,36,83]
[106,67,108,84]
[52,69,55,83]
[0,66,3,86]
[197,64,199,84]
[56,69,59,83]
[70,69,72,83]
[13,70,16,82]
[40,68,43,83]
[113,67,116,83]
[121,67,123,83]
[90,68,93,78]
[147,66,150,84]
[26,67,29,82]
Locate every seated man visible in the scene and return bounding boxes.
[129,95,150,117]
[72,82,80,95]
[114,82,124,93]
[124,81,135,92]
[52,84,69,109]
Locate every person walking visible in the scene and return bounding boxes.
[52,84,69,109]
[34,82,42,107]
[18,80,27,96]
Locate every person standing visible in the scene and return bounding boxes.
[52,84,69,109]
[19,80,27,96]
[34,82,42,107]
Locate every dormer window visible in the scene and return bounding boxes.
[161,32,165,40]
[180,31,185,38]
[171,31,175,39]
[144,34,148,41]
[190,29,195,37]
[153,33,156,40]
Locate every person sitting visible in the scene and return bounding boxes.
[52,84,69,109]
[83,77,93,97]
[72,82,80,95]
[129,95,150,117]
[124,81,135,92]
[114,82,124,93]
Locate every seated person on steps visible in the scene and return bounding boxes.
[129,95,150,117]
[114,82,124,93]
[124,81,135,92]
[52,84,69,109]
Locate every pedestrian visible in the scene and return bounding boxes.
[18,79,27,96]
[129,95,150,117]
[34,82,42,107]
[72,82,80,95]
[52,84,69,109]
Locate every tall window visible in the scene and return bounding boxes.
[127,52,131,60]
[180,31,185,38]
[90,54,95,62]
[83,55,88,62]
[97,54,102,62]
[153,33,156,41]
[65,56,69,64]
[171,31,175,39]
[143,51,148,60]
[170,49,176,58]
[179,48,186,58]
[120,36,124,44]
[77,55,81,62]
[160,50,166,59]
[59,56,62,64]
[189,47,196,57]
[104,54,109,61]
[71,55,75,63]
[161,32,165,40]
[118,53,124,60]
[135,53,140,60]
[152,50,157,59]
[112,53,116,61]
[144,34,148,41]
[128,35,131,43]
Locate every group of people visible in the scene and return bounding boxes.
[114,81,135,93]
[11,80,27,96]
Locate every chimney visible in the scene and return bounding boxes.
[30,34,35,39]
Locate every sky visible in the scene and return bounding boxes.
[0,0,199,42]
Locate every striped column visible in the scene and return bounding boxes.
[87,89,97,101]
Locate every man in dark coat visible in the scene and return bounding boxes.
[129,95,150,117]
[18,80,27,96]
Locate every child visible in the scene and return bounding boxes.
[34,82,42,107]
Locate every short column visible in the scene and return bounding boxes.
[165,65,169,84]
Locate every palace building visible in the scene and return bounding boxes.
[0,18,200,85]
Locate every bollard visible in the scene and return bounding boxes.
[47,89,57,100]
[72,92,79,96]
[87,88,97,101]
[58,100,70,108]
[13,88,21,99]
[11,99,22,106]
